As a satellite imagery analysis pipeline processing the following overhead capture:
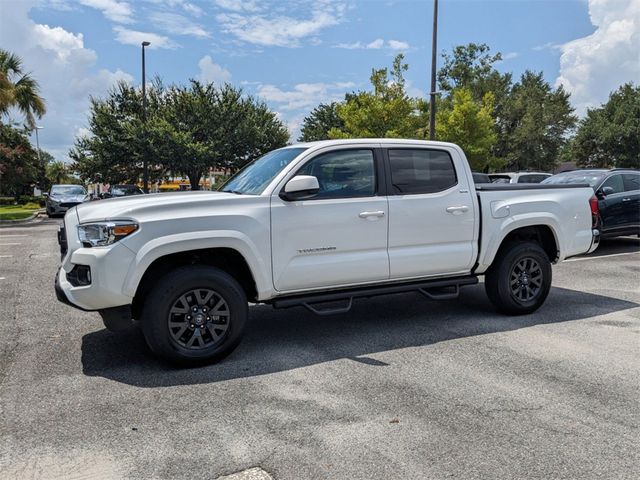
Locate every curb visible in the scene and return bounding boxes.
[0,209,45,225]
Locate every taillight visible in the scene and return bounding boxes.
[589,194,600,228]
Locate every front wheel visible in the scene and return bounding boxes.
[141,266,248,366]
[485,241,552,315]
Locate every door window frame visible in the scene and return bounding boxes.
[382,147,459,196]
[278,147,387,201]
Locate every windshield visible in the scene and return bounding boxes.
[51,185,86,195]
[220,147,308,195]
[541,171,606,188]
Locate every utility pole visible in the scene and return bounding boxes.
[429,0,439,140]
[141,41,150,193]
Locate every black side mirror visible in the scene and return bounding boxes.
[598,186,615,198]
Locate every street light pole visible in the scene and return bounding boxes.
[34,126,43,164]
[141,41,150,193]
[429,0,439,140]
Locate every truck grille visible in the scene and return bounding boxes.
[57,224,68,260]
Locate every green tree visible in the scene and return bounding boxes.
[0,49,46,129]
[436,88,498,171]
[498,71,576,171]
[70,80,164,184]
[571,83,639,168]
[46,160,69,184]
[298,102,344,141]
[329,54,428,139]
[0,123,39,196]
[72,79,288,189]
[438,43,512,103]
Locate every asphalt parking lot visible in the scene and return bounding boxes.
[1,217,639,480]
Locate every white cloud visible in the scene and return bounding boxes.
[387,39,409,50]
[0,1,133,161]
[215,0,262,13]
[216,2,347,47]
[149,12,210,38]
[198,56,232,84]
[78,0,133,23]
[113,26,178,49]
[335,38,409,50]
[502,52,519,60]
[556,0,640,116]
[257,82,355,111]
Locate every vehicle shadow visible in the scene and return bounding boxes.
[81,284,638,388]
[585,236,640,257]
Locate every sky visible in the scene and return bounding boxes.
[1,0,639,162]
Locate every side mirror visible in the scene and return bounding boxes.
[280,175,320,201]
[599,186,615,198]
[43,192,49,198]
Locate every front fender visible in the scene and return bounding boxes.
[121,230,273,300]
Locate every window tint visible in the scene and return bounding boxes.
[601,175,624,194]
[296,149,375,199]
[623,173,640,192]
[388,149,456,194]
[518,174,549,184]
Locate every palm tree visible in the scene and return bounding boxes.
[46,161,68,184]
[0,49,46,129]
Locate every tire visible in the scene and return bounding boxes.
[485,241,552,315]
[141,266,248,367]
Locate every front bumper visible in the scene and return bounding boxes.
[48,202,80,214]
[55,214,135,311]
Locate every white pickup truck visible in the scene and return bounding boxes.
[55,139,599,365]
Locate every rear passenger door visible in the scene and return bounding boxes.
[385,146,476,279]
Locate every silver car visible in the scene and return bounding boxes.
[45,185,90,217]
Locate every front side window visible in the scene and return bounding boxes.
[296,149,376,199]
[623,173,640,192]
[601,175,624,195]
[388,149,457,194]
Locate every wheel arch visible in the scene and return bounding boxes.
[130,247,258,320]
[478,222,560,273]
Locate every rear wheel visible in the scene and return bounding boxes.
[141,266,248,366]
[485,241,552,315]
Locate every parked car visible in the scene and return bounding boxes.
[100,185,144,199]
[55,139,599,365]
[472,172,491,184]
[489,172,552,184]
[542,169,640,238]
[45,185,90,217]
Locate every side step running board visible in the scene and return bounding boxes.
[271,275,478,316]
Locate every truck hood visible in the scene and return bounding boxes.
[74,190,239,223]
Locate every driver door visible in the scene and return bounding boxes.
[270,147,389,292]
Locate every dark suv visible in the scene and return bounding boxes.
[542,169,640,238]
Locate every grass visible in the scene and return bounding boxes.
[0,205,40,221]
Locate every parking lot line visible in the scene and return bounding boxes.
[0,235,27,238]
[565,251,640,262]
[0,243,21,246]
[0,255,13,258]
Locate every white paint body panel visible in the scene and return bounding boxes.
[55,139,596,311]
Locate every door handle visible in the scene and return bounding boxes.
[622,198,631,202]
[446,206,469,215]
[359,210,385,218]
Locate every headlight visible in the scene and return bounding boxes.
[77,222,138,247]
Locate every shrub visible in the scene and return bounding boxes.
[18,195,43,205]
[0,197,16,206]
[23,202,41,209]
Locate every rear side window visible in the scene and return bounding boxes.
[601,175,624,194]
[388,149,457,194]
[296,149,376,199]
[623,173,640,192]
